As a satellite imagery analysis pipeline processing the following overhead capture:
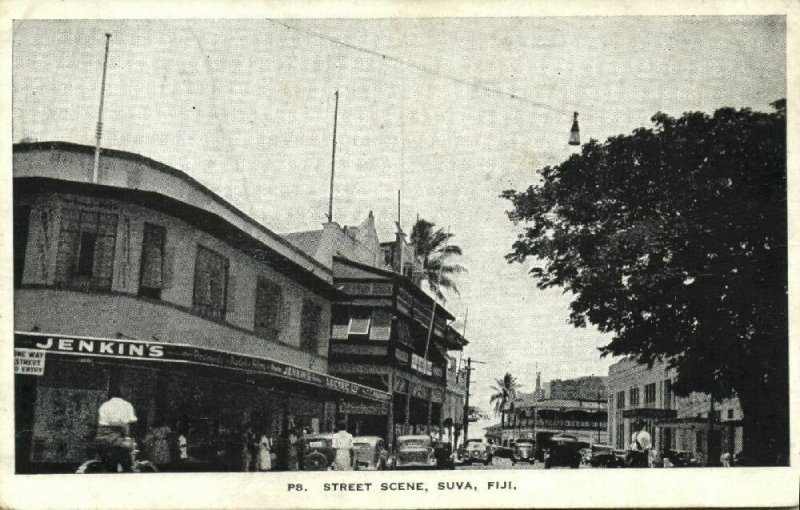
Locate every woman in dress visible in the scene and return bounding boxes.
[256,430,272,471]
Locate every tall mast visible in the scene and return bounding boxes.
[327,90,339,222]
[92,33,112,184]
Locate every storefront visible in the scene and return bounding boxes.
[14,331,390,473]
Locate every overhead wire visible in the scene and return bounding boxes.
[267,18,575,116]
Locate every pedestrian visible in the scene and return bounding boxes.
[256,430,272,471]
[240,423,256,472]
[285,428,300,471]
[331,420,354,471]
[629,420,652,468]
[143,418,172,468]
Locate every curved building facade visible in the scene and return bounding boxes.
[13,142,389,472]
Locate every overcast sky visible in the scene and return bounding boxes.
[13,17,786,424]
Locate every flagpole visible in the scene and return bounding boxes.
[327,90,339,222]
[93,33,111,184]
[424,225,450,360]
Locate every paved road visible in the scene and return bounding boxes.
[456,457,591,470]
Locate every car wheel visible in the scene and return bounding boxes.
[304,452,328,471]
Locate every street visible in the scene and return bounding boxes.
[455,458,591,470]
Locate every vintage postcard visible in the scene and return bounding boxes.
[0,1,798,509]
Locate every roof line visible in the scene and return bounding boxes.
[13,141,331,276]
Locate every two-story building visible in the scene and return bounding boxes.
[285,215,467,446]
[12,141,390,473]
[607,357,743,465]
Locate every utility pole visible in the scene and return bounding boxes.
[461,357,486,448]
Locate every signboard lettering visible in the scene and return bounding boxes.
[15,348,45,376]
[15,332,389,402]
[411,353,432,376]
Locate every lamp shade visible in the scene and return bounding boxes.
[569,111,580,146]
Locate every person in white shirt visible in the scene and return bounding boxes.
[94,385,138,471]
[330,420,354,471]
[629,420,652,468]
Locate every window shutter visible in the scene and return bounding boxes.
[162,245,175,289]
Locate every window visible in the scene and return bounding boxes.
[14,205,31,288]
[254,277,283,341]
[330,306,349,340]
[300,298,322,353]
[727,409,734,420]
[139,223,165,299]
[664,379,673,409]
[644,383,656,405]
[56,208,118,291]
[348,310,371,336]
[192,245,228,320]
[616,391,625,409]
[616,423,625,449]
[369,309,392,341]
[629,387,640,406]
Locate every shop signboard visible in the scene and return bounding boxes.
[14,332,390,403]
[340,401,389,416]
[14,348,46,376]
[411,353,432,376]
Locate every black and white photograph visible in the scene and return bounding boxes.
[2,2,798,509]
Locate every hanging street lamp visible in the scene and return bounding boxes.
[568,111,581,146]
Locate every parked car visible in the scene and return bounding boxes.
[587,443,625,468]
[533,431,559,462]
[542,434,589,469]
[511,439,536,465]
[302,433,357,471]
[353,436,389,470]
[659,449,700,467]
[462,439,492,466]
[492,442,515,460]
[392,435,439,470]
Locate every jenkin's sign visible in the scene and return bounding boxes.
[14,332,389,403]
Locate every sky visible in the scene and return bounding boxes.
[12,17,786,428]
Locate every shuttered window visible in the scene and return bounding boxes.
[369,309,392,341]
[254,277,283,342]
[300,299,322,353]
[192,245,228,321]
[139,223,165,299]
[56,208,117,291]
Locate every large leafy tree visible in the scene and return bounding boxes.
[490,373,521,429]
[502,101,787,465]
[410,219,466,301]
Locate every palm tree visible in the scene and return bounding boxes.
[410,218,466,301]
[489,373,521,429]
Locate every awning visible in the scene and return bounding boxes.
[14,331,390,403]
[656,417,742,431]
[622,408,678,420]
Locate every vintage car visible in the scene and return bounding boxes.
[542,434,589,469]
[659,449,700,467]
[587,443,625,468]
[352,436,389,470]
[462,439,492,466]
[302,433,358,471]
[510,439,536,464]
[392,435,443,470]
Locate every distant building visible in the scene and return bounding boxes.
[549,375,608,401]
[607,358,743,465]
[503,394,608,446]
[286,214,467,446]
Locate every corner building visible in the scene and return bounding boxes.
[13,141,389,473]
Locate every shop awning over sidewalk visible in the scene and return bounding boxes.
[14,331,390,403]
[656,417,743,431]
[622,408,678,420]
